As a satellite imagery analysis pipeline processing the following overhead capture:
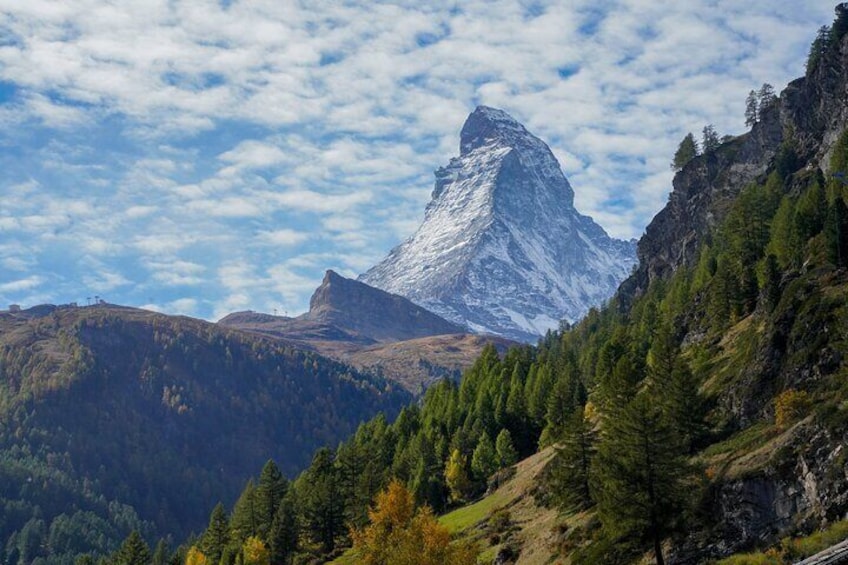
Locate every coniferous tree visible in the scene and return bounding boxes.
[471,432,498,482]
[825,196,848,267]
[659,361,708,454]
[762,253,782,312]
[114,531,151,565]
[230,481,259,544]
[701,125,720,153]
[268,493,298,565]
[757,83,777,117]
[256,460,288,541]
[671,133,698,171]
[201,502,229,564]
[547,408,597,512]
[745,90,759,126]
[152,540,169,565]
[299,448,345,553]
[592,393,689,565]
[495,429,519,468]
[445,449,472,503]
[807,25,832,73]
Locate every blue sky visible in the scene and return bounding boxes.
[0,0,836,319]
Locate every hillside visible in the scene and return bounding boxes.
[0,304,408,563]
[220,270,514,393]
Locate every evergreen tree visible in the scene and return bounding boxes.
[825,196,848,267]
[547,408,597,512]
[256,460,288,541]
[592,393,689,565]
[409,433,447,511]
[269,493,298,565]
[299,448,345,553]
[230,481,259,544]
[114,531,151,565]
[757,83,777,117]
[152,540,169,565]
[762,253,782,312]
[659,361,707,454]
[807,25,832,73]
[745,90,759,126]
[471,432,498,482]
[701,124,720,153]
[201,502,229,564]
[495,429,519,468]
[671,133,698,171]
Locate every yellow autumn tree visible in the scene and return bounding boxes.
[444,449,471,503]
[351,480,478,565]
[775,389,812,430]
[242,536,270,565]
[185,546,208,565]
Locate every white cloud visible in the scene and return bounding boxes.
[0,0,837,318]
[0,275,46,293]
[256,229,310,246]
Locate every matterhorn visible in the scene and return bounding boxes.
[361,106,636,342]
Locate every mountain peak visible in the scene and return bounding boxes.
[362,106,637,341]
[460,105,534,155]
[305,271,465,342]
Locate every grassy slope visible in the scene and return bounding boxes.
[329,448,563,565]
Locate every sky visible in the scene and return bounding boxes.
[0,0,837,320]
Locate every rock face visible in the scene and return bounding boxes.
[302,270,466,342]
[361,106,636,342]
[621,19,848,303]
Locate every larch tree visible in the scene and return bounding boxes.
[592,393,689,565]
[671,133,698,171]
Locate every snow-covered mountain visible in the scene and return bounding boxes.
[360,106,637,342]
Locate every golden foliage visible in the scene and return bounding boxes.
[351,480,478,565]
[185,546,208,565]
[242,536,270,565]
[444,449,471,503]
[774,389,812,430]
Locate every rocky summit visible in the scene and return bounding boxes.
[361,106,636,342]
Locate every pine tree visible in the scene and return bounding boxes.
[745,90,759,126]
[701,124,720,153]
[114,531,152,565]
[471,432,498,482]
[201,502,230,564]
[256,460,288,541]
[762,253,782,311]
[671,133,698,171]
[825,196,848,267]
[152,540,169,565]
[757,83,777,117]
[660,361,707,454]
[807,25,832,73]
[267,492,298,565]
[547,408,597,511]
[299,447,345,553]
[230,480,259,544]
[495,429,519,468]
[592,393,689,565]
